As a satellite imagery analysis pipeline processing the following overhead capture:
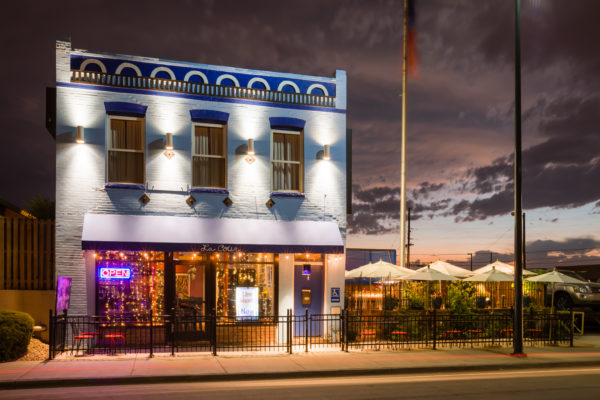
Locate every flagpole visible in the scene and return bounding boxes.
[399,0,408,267]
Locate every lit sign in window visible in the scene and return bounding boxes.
[99,267,131,280]
[236,287,259,321]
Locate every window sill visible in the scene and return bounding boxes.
[190,187,229,195]
[270,191,305,199]
[105,183,146,190]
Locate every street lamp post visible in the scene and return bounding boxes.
[468,253,473,271]
[513,0,524,355]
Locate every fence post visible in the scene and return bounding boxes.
[48,309,54,360]
[148,309,153,358]
[432,309,437,351]
[287,309,292,354]
[569,307,574,348]
[344,309,349,352]
[62,309,68,352]
[171,311,176,357]
[305,309,309,353]
[339,310,344,352]
[211,311,217,356]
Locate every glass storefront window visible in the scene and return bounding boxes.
[95,251,164,319]
[216,253,275,320]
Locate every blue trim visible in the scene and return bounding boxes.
[269,117,306,130]
[82,240,343,254]
[190,187,229,195]
[270,192,306,199]
[104,102,147,118]
[71,54,336,96]
[57,82,346,114]
[190,110,230,124]
[105,183,146,190]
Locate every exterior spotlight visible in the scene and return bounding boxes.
[165,132,174,150]
[245,138,256,164]
[164,132,175,159]
[186,195,196,206]
[139,193,150,204]
[76,126,85,144]
[323,144,331,160]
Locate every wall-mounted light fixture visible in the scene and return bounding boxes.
[245,138,256,164]
[76,126,85,144]
[164,132,175,159]
[323,144,331,160]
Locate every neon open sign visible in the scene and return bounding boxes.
[99,267,131,280]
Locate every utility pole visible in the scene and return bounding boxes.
[523,212,526,270]
[399,0,409,267]
[513,0,524,355]
[490,252,493,263]
[406,208,413,268]
[468,253,473,271]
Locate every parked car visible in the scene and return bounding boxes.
[549,270,600,310]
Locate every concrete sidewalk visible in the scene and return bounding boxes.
[2,335,600,390]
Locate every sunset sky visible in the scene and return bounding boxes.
[1,0,599,269]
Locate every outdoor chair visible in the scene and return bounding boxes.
[70,322,98,355]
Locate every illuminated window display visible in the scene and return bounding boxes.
[216,253,275,319]
[96,251,164,318]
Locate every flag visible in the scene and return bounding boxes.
[406,0,418,77]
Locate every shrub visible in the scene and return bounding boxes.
[446,281,476,314]
[0,310,35,362]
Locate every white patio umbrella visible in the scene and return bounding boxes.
[526,268,587,313]
[416,260,471,278]
[345,260,411,312]
[399,266,458,309]
[464,266,514,308]
[471,259,535,276]
[345,259,413,279]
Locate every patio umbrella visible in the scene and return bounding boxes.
[526,268,587,313]
[345,259,413,279]
[463,266,514,308]
[399,266,458,309]
[471,259,535,276]
[416,260,471,278]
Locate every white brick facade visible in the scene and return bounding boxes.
[55,41,347,315]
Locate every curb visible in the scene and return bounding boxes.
[2,359,600,390]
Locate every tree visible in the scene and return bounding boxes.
[26,195,55,220]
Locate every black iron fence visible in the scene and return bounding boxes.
[48,309,573,359]
[343,310,572,351]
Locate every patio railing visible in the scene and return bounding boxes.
[48,309,573,359]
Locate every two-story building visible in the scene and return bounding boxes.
[55,40,348,325]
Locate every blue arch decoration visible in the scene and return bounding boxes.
[189,110,230,124]
[269,117,305,130]
[104,102,148,118]
[71,55,336,96]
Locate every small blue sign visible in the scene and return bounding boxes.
[331,287,340,303]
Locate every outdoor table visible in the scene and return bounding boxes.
[391,331,408,340]
[527,328,543,338]
[442,330,463,340]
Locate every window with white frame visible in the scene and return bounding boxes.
[272,129,303,192]
[192,124,227,188]
[107,117,145,184]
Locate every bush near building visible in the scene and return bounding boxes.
[0,310,34,362]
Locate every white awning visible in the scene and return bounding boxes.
[81,214,344,254]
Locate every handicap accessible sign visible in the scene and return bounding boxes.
[331,287,340,303]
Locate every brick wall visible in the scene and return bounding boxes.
[55,42,347,314]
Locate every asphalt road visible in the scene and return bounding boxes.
[2,366,600,400]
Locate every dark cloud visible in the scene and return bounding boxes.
[411,181,445,199]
